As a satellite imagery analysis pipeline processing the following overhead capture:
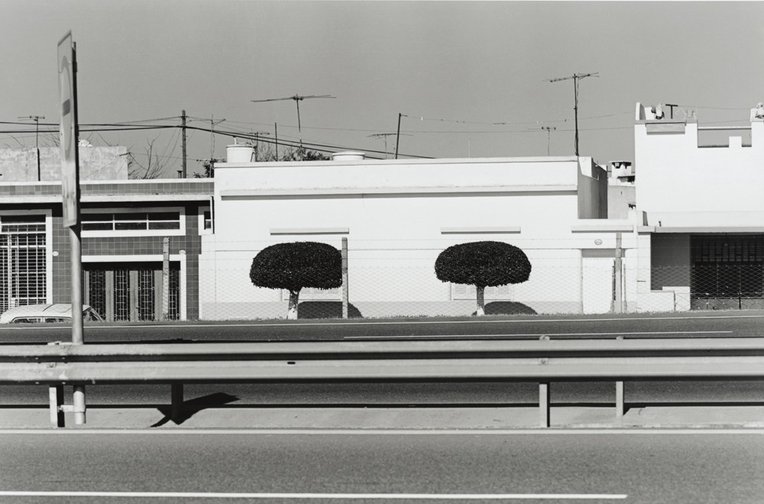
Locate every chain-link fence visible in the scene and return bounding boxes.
[197,235,764,320]
[200,238,619,320]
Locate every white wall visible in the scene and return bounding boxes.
[200,156,611,319]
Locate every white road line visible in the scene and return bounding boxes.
[343,330,734,340]
[2,428,764,436]
[0,491,628,500]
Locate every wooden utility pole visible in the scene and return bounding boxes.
[548,72,598,157]
[181,110,187,178]
[18,115,45,181]
[394,113,403,159]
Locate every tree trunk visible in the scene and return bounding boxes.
[476,285,485,316]
[287,290,300,320]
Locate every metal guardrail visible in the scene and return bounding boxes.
[1,338,763,428]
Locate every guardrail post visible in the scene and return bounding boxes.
[341,237,349,319]
[171,384,184,422]
[73,385,86,425]
[49,385,65,428]
[615,381,625,418]
[539,382,550,428]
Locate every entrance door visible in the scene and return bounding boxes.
[85,262,180,322]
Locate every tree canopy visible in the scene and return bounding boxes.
[435,241,531,287]
[250,241,342,293]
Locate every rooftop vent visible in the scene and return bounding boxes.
[226,139,254,163]
[331,151,365,161]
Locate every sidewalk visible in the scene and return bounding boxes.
[3,405,764,429]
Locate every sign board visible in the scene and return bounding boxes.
[58,32,79,228]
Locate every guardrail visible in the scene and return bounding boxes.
[2,338,764,428]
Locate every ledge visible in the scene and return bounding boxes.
[441,226,521,234]
[221,185,578,200]
[270,228,349,236]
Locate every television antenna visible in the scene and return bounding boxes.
[547,72,598,156]
[251,94,335,156]
[369,132,411,158]
[540,126,556,156]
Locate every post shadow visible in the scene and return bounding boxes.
[152,391,239,427]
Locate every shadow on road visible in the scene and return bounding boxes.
[152,392,239,427]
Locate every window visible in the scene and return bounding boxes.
[0,214,47,313]
[82,209,184,237]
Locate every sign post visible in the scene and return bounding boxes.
[58,31,85,425]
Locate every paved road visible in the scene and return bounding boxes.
[2,310,764,344]
[1,430,763,503]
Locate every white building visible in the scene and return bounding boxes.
[199,148,629,319]
[632,102,764,311]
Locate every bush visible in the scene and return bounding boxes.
[250,242,341,319]
[435,241,531,316]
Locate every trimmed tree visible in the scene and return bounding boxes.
[435,241,531,316]
[250,242,342,320]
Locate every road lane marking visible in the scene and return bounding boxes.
[3,428,764,436]
[343,330,734,340]
[0,491,628,500]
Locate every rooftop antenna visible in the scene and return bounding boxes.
[665,103,678,120]
[251,94,335,159]
[369,132,411,159]
[540,125,556,156]
[547,72,598,156]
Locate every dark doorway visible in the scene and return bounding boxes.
[691,235,764,309]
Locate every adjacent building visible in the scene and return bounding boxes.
[0,145,212,321]
[631,103,764,311]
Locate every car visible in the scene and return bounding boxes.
[0,304,104,324]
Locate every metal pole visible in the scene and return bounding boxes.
[274,122,279,161]
[614,232,623,313]
[161,237,169,320]
[573,76,580,157]
[70,224,83,345]
[539,382,550,428]
[73,384,86,425]
[181,110,187,178]
[394,113,402,159]
[341,237,349,319]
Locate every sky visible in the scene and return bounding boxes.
[2,1,764,178]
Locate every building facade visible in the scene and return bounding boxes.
[200,149,619,319]
[632,102,764,311]
[0,147,212,321]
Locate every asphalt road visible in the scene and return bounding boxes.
[1,310,764,344]
[1,430,763,503]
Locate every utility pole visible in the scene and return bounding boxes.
[209,114,225,162]
[547,72,598,156]
[181,110,187,178]
[274,122,279,160]
[395,113,403,159]
[540,126,556,156]
[18,115,45,180]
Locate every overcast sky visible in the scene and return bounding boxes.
[2,1,763,177]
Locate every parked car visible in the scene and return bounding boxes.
[0,304,104,324]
